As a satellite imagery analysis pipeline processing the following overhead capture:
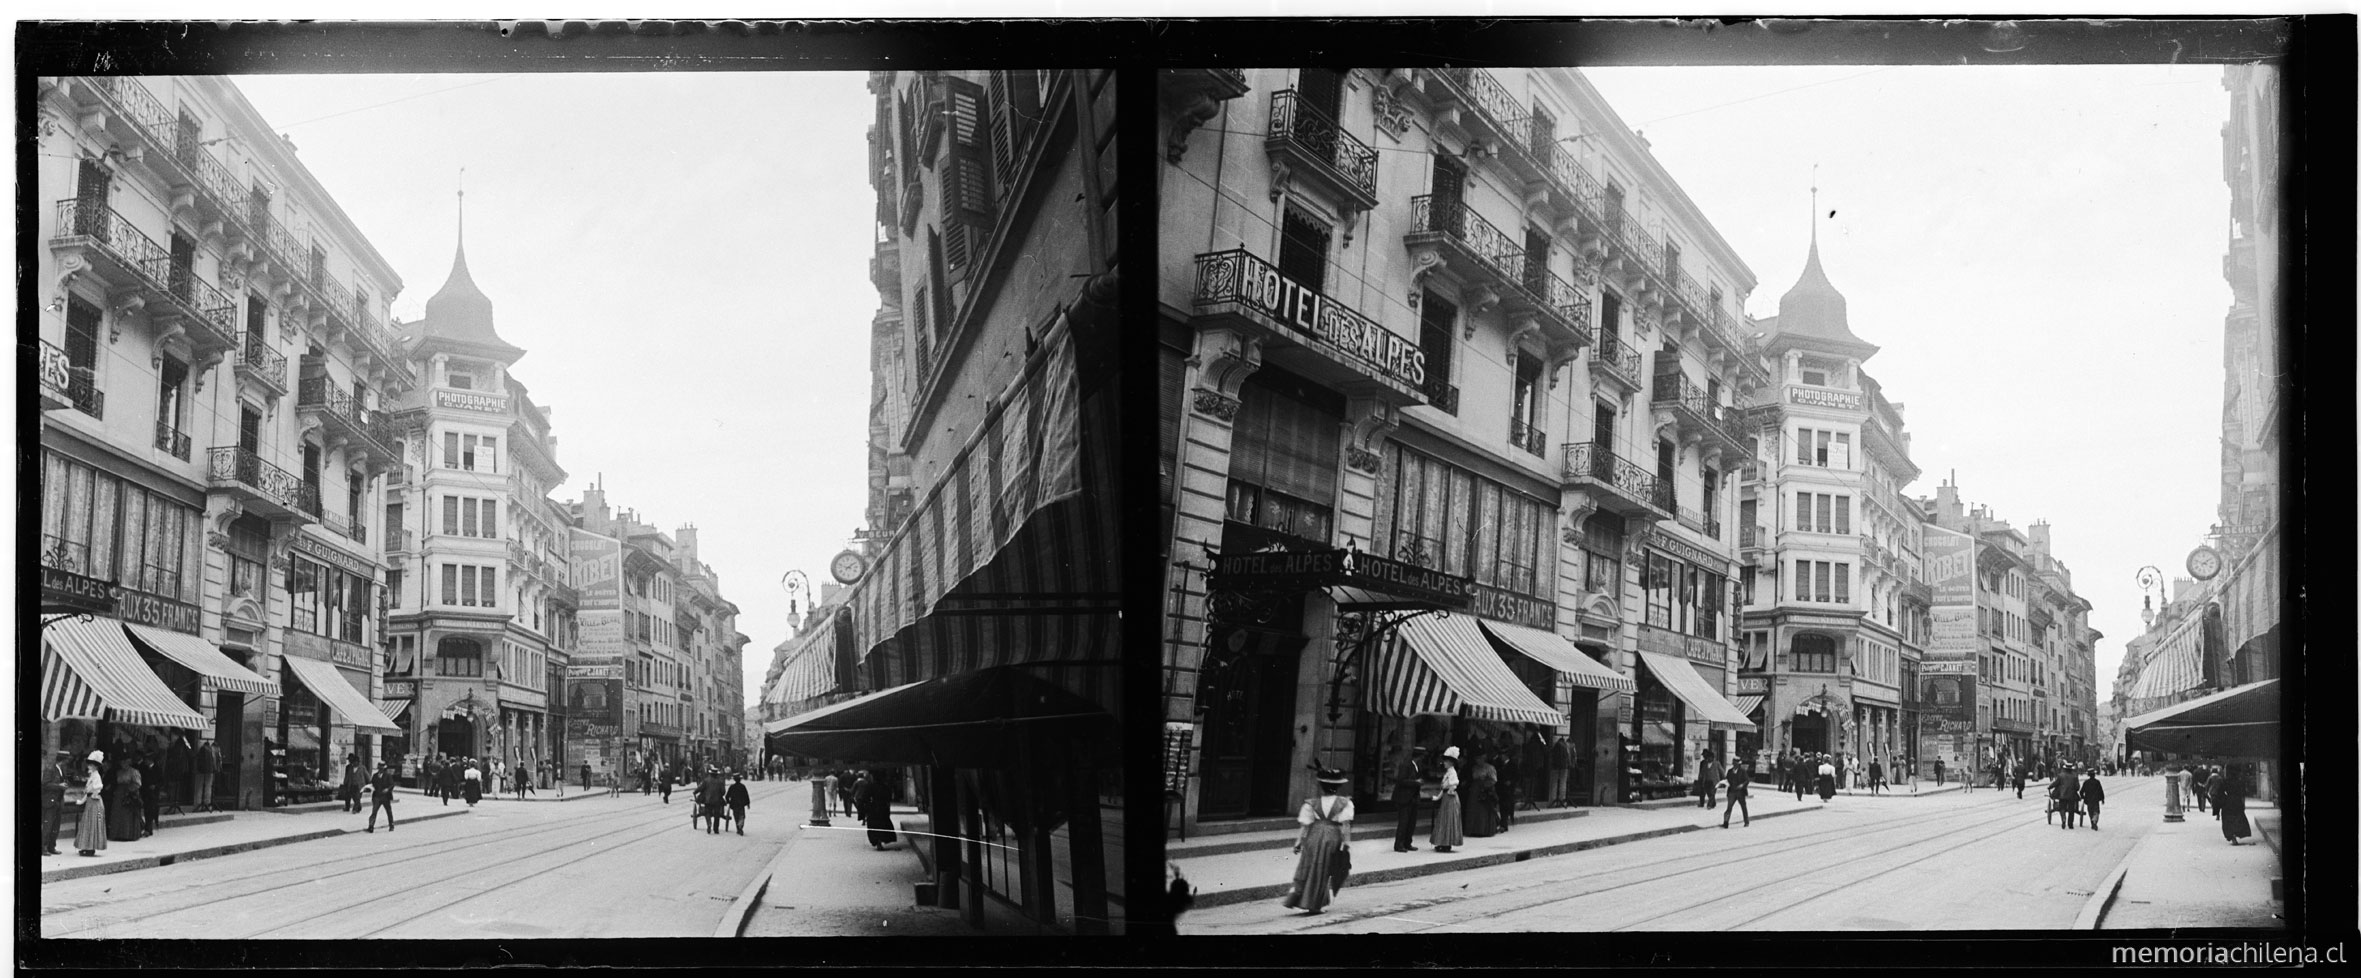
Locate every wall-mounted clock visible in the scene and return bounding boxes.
[829,549,870,585]
[2185,545,2223,581]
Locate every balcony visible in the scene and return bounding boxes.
[1902,578,1934,607]
[1739,522,1760,555]
[1423,68,1534,177]
[1588,207,1662,298]
[1651,356,1757,462]
[1510,259,1595,351]
[1404,194,1524,308]
[1188,248,1428,404]
[390,528,415,553]
[1560,442,1673,520]
[234,330,289,396]
[38,339,102,415]
[67,77,253,246]
[154,420,192,461]
[1588,330,1644,397]
[206,446,320,522]
[1420,374,1461,415]
[49,200,239,360]
[296,374,398,466]
[1509,417,1546,457]
[318,509,353,539]
[1264,90,1379,209]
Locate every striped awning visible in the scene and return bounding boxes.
[851,315,1119,696]
[1732,695,1766,718]
[42,645,106,721]
[1365,614,1563,726]
[122,622,274,696]
[42,617,209,729]
[1476,620,1637,694]
[282,656,402,733]
[2129,611,2208,700]
[377,699,414,725]
[1634,651,1757,729]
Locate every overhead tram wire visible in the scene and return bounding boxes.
[264,76,514,132]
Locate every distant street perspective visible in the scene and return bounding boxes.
[1177,774,2284,934]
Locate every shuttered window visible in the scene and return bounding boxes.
[940,77,993,277]
[1229,372,1340,508]
[987,69,1043,197]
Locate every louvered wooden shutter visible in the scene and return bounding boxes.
[988,69,1043,199]
[940,77,993,279]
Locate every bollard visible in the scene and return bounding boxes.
[810,776,834,827]
[2162,767,2185,822]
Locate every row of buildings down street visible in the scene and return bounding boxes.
[32,74,751,815]
[1155,66,2104,836]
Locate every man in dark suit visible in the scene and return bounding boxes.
[193,739,220,812]
[1389,745,1427,853]
[40,749,70,855]
[364,762,398,832]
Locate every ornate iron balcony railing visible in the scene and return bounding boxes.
[237,329,287,385]
[1509,417,1546,457]
[1519,262,1596,346]
[154,420,192,460]
[1408,194,1524,281]
[1267,89,1379,200]
[1431,67,1527,138]
[1561,442,1666,509]
[207,446,319,515]
[1420,374,1460,415]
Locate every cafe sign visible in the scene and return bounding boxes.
[383,678,418,699]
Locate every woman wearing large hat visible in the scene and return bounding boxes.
[1430,746,1465,853]
[1282,767,1354,914]
[74,751,109,856]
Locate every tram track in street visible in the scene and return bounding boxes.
[42,788,782,939]
[1293,783,2093,933]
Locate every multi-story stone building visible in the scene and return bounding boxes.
[36,74,408,809]
[379,214,575,782]
[1159,65,1769,833]
[1732,231,1931,779]
[672,525,748,772]
[564,490,695,777]
[765,69,1120,934]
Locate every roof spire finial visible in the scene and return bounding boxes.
[1809,163,1819,249]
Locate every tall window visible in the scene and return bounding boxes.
[1644,552,1675,629]
[1599,291,1623,345]
[436,637,483,678]
[1226,370,1342,544]
[1386,448,1553,597]
[1276,207,1330,294]
[228,515,269,599]
[1579,513,1623,596]
[1418,290,1457,409]
[156,356,189,432]
[1510,351,1544,455]
[288,558,322,633]
[443,432,499,472]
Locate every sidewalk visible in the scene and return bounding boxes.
[37,801,470,884]
[2094,801,2285,930]
[737,804,1028,937]
[1172,788,1838,909]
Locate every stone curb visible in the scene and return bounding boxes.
[1176,809,1595,860]
[2075,855,2131,930]
[1186,805,1819,909]
[39,808,470,884]
[717,829,800,938]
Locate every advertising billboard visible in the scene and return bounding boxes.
[569,527,623,607]
[1923,525,1976,606]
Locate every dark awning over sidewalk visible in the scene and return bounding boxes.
[764,665,1114,770]
[2125,679,2279,757]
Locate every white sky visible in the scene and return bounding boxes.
[1579,64,2240,688]
[233,72,878,710]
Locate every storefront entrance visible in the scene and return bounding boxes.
[1196,627,1305,819]
[436,719,476,759]
[1792,710,1831,755]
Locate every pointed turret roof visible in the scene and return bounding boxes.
[1764,222,1877,359]
[415,192,523,362]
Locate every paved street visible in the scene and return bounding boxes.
[40,780,802,939]
[1184,775,2172,934]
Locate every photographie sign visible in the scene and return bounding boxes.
[434,389,508,414]
[1787,385,1865,411]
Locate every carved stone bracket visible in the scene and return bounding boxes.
[1166,90,1221,164]
[193,351,227,392]
[1342,395,1398,464]
[1192,388,1241,423]
[153,320,188,368]
[1568,253,1601,288]
[207,496,249,540]
[1370,82,1416,140]
[1346,446,1384,474]
[1267,156,1294,202]
[1504,320,1541,366]
[54,252,90,299]
[1563,495,1600,535]
[1191,328,1263,402]
[1405,247,1449,320]
[1545,344,1583,391]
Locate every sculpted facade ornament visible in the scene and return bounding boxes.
[1370,83,1415,140]
[1346,446,1384,474]
[1192,389,1241,423]
[1342,395,1397,469]
[1166,90,1221,164]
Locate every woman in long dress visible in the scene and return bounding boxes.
[1814,754,1837,803]
[74,753,109,856]
[856,772,897,849]
[107,755,145,841]
[1281,768,1353,914]
[1465,755,1499,837]
[1430,747,1464,853]
[2215,770,2253,844]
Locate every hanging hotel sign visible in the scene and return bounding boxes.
[1211,546,1473,608]
[115,586,202,635]
[435,389,509,414]
[1193,249,1427,391]
[1469,583,1556,631]
[1787,385,1864,410]
[41,566,118,615]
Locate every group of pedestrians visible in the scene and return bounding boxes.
[2039,764,2107,829]
[2172,763,2254,845]
[419,754,494,808]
